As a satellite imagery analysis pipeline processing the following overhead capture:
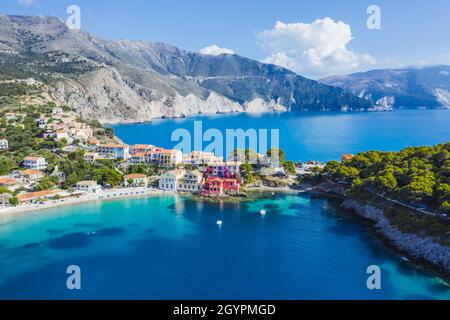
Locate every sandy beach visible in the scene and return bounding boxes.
[0,187,169,216]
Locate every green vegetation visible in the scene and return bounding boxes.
[384,206,450,245]
[284,160,296,175]
[324,143,450,213]
[240,162,255,185]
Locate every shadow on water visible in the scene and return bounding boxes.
[47,232,93,250]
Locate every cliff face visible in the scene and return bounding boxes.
[0,14,372,123]
[342,199,450,276]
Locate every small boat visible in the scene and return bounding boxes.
[260,210,267,215]
[401,256,409,262]
[216,220,223,226]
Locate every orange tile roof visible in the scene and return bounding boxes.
[124,174,147,179]
[17,190,62,201]
[131,144,154,149]
[24,156,43,161]
[0,178,18,185]
[20,169,43,176]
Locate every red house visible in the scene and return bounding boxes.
[202,177,224,196]
[223,179,240,193]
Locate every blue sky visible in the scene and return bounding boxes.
[3,0,450,78]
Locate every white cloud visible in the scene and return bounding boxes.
[199,45,235,56]
[18,0,36,6]
[256,18,376,79]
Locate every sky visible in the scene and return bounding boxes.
[3,0,450,79]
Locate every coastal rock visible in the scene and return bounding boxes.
[341,199,450,275]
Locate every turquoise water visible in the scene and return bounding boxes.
[1,110,450,299]
[113,110,450,162]
[0,193,449,299]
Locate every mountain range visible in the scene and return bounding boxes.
[0,14,449,124]
[0,14,370,123]
[320,66,450,110]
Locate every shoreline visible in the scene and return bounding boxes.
[0,188,167,216]
[307,186,450,282]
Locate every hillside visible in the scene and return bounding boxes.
[0,14,371,123]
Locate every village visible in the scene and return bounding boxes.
[0,106,327,213]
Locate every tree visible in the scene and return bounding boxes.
[9,196,19,207]
[240,163,254,185]
[35,175,55,191]
[284,160,296,175]
[267,148,285,166]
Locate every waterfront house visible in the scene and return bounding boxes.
[223,178,241,194]
[0,177,19,189]
[0,139,8,151]
[124,174,148,187]
[178,170,203,193]
[75,181,101,193]
[20,169,44,183]
[159,169,185,191]
[97,144,130,159]
[0,193,12,208]
[23,157,48,170]
[202,177,224,196]
[16,189,64,204]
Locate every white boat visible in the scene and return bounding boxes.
[260,210,267,215]
[216,220,223,226]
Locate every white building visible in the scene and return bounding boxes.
[52,107,64,115]
[130,144,155,155]
[75,181,101,193]
[23,157,48,170]
[0,193,12,208]
[159,169,185,191]
[97,144,130,159]
[177,171,203,193]
[84,152,99,163]
[0,139,8,151]
[124,174,148,187]
[157,149,183,167]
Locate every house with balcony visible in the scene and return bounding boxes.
[130,144,155,155]
[159,169,185,191]
[23,157,47,170]
[19,169,44,183]
[178,170,203,193]
[76,180,101,193]
[97,144,130,159]
[202,177,224,196]
[129,153,147,165]
[223,178,241,194]
[157,149,183,167]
